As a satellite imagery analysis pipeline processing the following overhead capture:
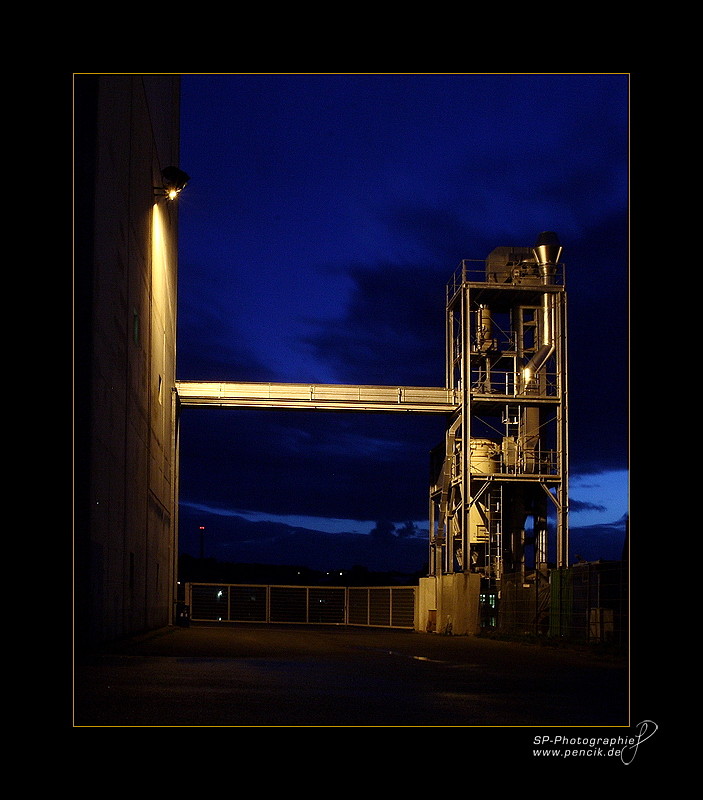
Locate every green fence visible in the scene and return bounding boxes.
[492,562,628,645]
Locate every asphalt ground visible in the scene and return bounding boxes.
[72,623,630,729]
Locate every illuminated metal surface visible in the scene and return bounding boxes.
[176,381,459,413]
[430,235,569,586]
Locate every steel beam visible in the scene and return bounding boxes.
[176,381,459,413]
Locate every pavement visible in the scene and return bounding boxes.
[72,622,630,729]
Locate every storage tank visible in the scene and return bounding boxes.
[470,438,500,474]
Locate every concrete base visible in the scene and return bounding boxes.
[416,573,482,636]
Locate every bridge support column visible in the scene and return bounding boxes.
[416,573,481,635]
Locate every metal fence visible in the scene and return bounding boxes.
[185,583,417,629]
[492,562,628,645]
[185,563,627,642]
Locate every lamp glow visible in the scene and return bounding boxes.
[157,166,190,200]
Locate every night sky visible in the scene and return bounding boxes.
[175,73,629,573]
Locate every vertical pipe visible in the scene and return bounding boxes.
[170,388,179,626]
[428,495,435,577]
[535,509,548,567]
[557,291,569,568]
[523,295,555,384]
[462,283,471,572]
[445,293,452,390]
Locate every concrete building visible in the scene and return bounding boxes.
[74,75,183,647]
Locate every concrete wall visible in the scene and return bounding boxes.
[416,573,481,636]
[75,75,181,647]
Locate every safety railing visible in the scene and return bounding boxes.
[435,444,560,480]
[185,583,417,629]
[470,368,559,398]
[447,259,565,298]
[476,447,560,477]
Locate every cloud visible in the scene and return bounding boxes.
[304,260,447,387]
[569,517,628,563]
[178,503,429,573]
[179,500,627,572]
[570,498,608,514]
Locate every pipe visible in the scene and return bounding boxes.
[476,304,493,351]
[523,232,563,382]
[533,231,562,284]
[523,343,553,383]
[523,294,555,383]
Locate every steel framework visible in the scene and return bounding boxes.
[429,234,568,598]
[175,233,569,608]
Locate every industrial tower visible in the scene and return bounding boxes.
[176,232,568,634]
[427,233,568,625]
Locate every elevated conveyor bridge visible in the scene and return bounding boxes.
[175,381,459,414]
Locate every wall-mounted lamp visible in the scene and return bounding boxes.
[156,166,190,200]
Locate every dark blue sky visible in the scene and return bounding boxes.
[175,73,629,571]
